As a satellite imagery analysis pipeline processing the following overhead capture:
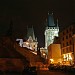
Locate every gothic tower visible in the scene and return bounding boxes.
[44,12,59,49]
[23,26,38,51]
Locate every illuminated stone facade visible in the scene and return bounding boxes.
[44,12,59,49]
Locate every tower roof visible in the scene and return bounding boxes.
[47,12,55,27]
[27,26,35,40]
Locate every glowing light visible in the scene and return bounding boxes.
[26,42,29,45]
[63,53,73,61]
[31,51,37,55]
[69,54,72,60]
[69,56,72,60]
[63,54,66,58]
[54,31,58,34]
[50,59,54,63]
[43,53,46,56]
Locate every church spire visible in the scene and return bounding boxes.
[32,26,35,40]
[27,26,35,41]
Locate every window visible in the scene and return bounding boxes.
[70,40,72,45]
[62,37,64,41]
[63,32,65,35]
[63,43,64,47]
[67,29,68,33]
[66,42,68,46]
[69,33,71,38]
[66,35,68,39]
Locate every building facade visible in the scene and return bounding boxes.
[59,24,75,65]
[44,12,59,49]
[48,44,61,64]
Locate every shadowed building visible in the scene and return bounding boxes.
[0,37,30,71]
[59,24,75,65]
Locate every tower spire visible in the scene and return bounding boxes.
[57,18,59,27]
[32,26,35,40]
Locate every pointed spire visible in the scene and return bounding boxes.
[57,18,59,27]
[32,25,33,30]
[32,26,35,40]
[35,37,37,41]
[27,25,35,41]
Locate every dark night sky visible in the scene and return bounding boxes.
[0,0,75,47]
